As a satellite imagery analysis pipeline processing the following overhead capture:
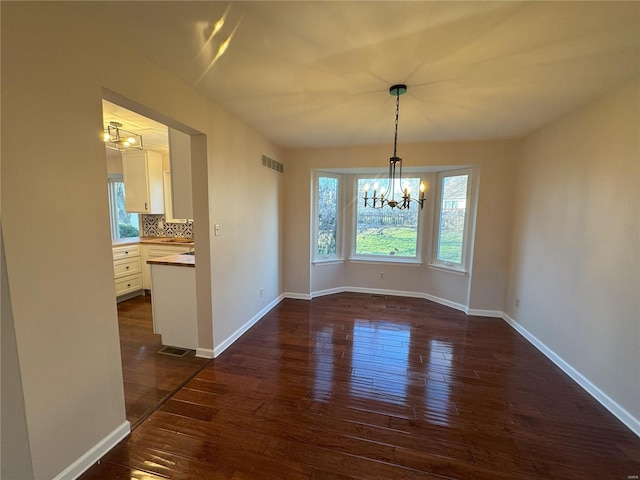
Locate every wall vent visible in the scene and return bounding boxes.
[262,154,284,173]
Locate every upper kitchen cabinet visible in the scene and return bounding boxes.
[122,150,164,214]
[168,128,193,219]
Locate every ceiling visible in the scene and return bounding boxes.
[89,1,639,149]
[103,100,169,155]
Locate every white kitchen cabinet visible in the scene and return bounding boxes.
[150,262,197,349]
[163,171,186,224]
[112,244,143,299]
[141,243,193,291]
[122,150,164,214]
[168,128,193,219]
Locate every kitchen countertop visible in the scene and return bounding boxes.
[147,253,195,268]
[112,236,194,247]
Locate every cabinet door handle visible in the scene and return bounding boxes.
[127,283,131,287]
[145,202,148,211]
[126,266,130,270]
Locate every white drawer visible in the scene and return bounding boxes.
[114,257,142,279]
[113,244,141,260]
[115,273,143,296]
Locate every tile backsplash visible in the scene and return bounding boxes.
[142,214,193,238]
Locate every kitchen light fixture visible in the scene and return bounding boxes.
[103,121,143,151]
[363,84,425,210]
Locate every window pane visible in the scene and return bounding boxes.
[113,181,139,238]
[437,174,468,263]
[317,176,338,256]
[356,177,420,257]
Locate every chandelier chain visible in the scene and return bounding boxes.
[393,90,400,158]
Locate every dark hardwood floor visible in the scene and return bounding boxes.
[83,293,640,479]
[117,295,208,428]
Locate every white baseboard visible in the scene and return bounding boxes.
[421,292,468,313]
[310,287,346,298]
[502,313,640,438]
[195,348,214,359]
[467,308,503,317]
[53,421,130,480]
[283,292,312,300]
[213,295,284,357]
[309,286,470,313]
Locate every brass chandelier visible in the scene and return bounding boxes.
[363,84,425,210]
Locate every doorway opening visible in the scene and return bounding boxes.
[102,97,209,427]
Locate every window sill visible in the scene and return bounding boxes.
[349,257,422,266]
[427,263,468,276]
[312,259,345,266]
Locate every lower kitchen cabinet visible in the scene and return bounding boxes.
[149,262,197,349]
[113,244,143,299]
[141,244,193,291]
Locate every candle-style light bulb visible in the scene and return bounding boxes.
[419,182,426,200]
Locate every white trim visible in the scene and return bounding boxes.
[309,286,468,314]
[312,171,343,263]
[310,287,346,298]
[427,264,468,276]
[421,292,468,313]
[431,168,474,271]
[116,290,145,303]
[352,173,426,263]
[53,421,130,480]
[283,292,312,300]
[348,258,422,265]
[195,348,214,359]
[213,295,284,357]
[502,313,640,438]
[467,309,503,318]
[312,259,345,266]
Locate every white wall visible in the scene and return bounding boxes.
[283,141,518,311]
[1,3,283,478]
[506,79,640,428]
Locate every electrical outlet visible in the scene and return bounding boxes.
[380,272,384,279]
[260,288,264,298]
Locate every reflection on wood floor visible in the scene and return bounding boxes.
[83,293,640,479]
[117,295,208,428]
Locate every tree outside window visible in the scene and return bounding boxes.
[108,178,139,239]
[316,175,340,258]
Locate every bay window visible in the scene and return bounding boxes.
[311,167,474,271]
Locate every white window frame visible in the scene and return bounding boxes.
[108,174,140,240]
[312,171,343,263]
[350,173,425,264]
[430,168,473,273]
